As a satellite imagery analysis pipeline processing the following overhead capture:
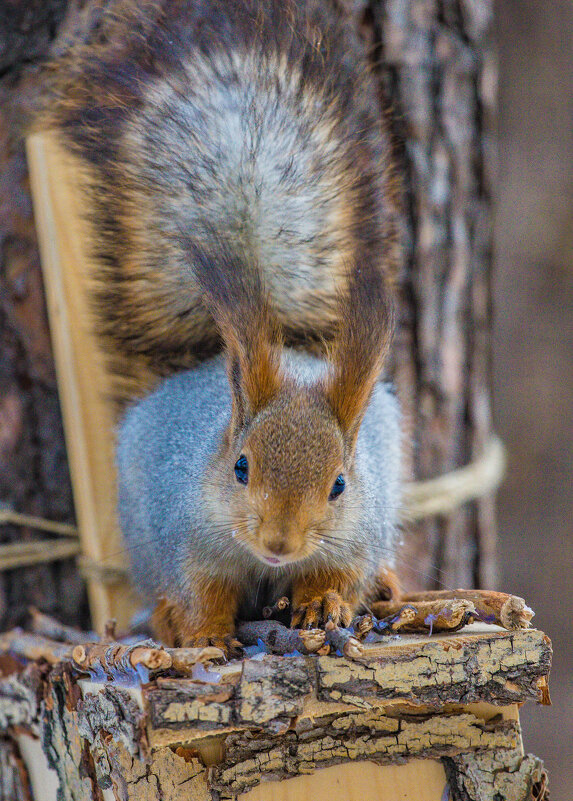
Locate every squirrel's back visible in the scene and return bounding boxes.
[46,0,399,402]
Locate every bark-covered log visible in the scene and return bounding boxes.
[0,623,551,800]
[237,620,327,655]
[444,750,550,801]
[0,738,32,801]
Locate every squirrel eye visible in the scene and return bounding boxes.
[234,454,249,485]
[328,474,345,501]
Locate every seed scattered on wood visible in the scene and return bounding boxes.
[351,613,374,639]
[370,590,533,632]
[262,596,290,619]
[237,619,325,655]
[324,622,364,659]
[1,590,538,685]
[71,640,172,675]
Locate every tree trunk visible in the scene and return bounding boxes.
[0,0,497,629]
[0,1,86,630]
[371,0,498,591]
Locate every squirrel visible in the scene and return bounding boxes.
[45,0,402,652]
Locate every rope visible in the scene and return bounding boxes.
[401,435,507,522]
[1,434,506,578]
[0,539,81,571]
[0,507,78,537]
[76,556,128,585]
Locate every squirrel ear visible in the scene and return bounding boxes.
[223,299,283,428]
[323,259,395,453]
[227,347,248,427]
[188,241,284,427]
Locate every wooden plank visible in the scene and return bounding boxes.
[139,626,550,748]
[315,625,552,708]
[241,759,448,801]
[25,132,137,631]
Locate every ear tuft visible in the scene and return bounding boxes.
[187,239,283,426]
[323,256,395,451]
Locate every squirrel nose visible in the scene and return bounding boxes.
[263,538,290,556]
[261,526,300,556]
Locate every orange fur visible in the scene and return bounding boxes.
[190,245,284,426]
[152,577,240,651]
[291,566,364,628]
[323,259,395,453]
[220,297,283,425]
[369,564,402,603]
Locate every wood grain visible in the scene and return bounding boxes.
[25,133,137,631]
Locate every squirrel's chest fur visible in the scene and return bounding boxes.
[48,0,399,404]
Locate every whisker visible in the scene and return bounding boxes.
[88,505,462,597]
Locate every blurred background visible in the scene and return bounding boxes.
[494,0,573,795]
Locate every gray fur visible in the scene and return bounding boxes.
[116,350,401,613]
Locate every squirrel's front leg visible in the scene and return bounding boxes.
[291,569,362,629]
[152,575,242,657]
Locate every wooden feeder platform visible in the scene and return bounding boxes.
[0,619,551,800]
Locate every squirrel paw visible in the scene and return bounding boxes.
[291,590,353,630]
[183,633,244,659]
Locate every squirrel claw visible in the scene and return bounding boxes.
[184,634,244,660]
[291,590,353,630]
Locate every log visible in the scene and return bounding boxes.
[0,623,552,800]
[444,751,550,801]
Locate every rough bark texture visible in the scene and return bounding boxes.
[372,0,498,591]
[0,738,33,801]
[0,0,85,631]
[0,0,496,627]
[444,751,550,801]
[0,625,552,800]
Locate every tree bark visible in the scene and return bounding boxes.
[0,0,497,628]
[370,0,498,591]
[0,624,552,800]
[0,1,86,630]
[0,738,32,801]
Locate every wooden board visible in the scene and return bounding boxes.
[241,759,448,801]
[26,132,137,631]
